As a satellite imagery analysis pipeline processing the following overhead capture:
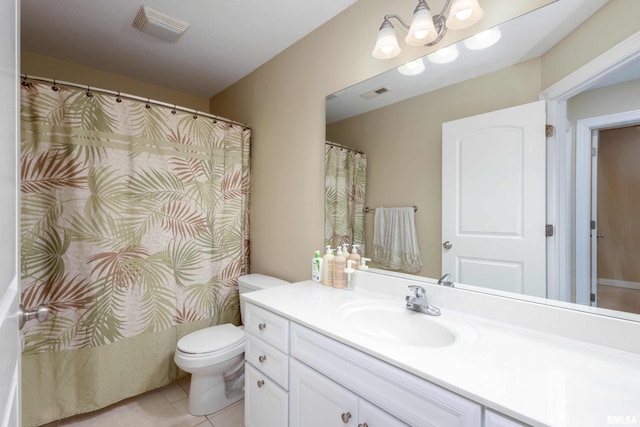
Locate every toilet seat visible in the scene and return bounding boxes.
[177,324,245,355]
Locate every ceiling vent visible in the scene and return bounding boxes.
[359,87,390,100]
[132,6,190,43]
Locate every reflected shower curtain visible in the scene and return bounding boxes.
[324,142,366,250]
[20,81,250,426]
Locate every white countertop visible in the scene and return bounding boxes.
[242,276,640,427]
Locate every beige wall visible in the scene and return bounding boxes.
[209,0,553,282]
[326,59,542,277]
[541,0,640,89]
[597,126,640,283]
[21,50,209,112]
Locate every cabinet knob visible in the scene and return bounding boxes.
[341,412,352,423]
[358,424,369,427]
[257,380,265,388]
[258,355,267,363]
[258,322,267,330]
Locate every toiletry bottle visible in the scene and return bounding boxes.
[312,250,323,282]
[347,245,361,269]
[333,246,346,289]
[360,257,371,270]
[342,243,350,257]
[344,260,356,291]
[322,246,334,287]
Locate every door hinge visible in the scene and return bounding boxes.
[545,124,555,137]
[545,224,554,237]
[591,220,596,230]
[590,293,596,303]
[591,146,597,157]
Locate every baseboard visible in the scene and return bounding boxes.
[598,278,640,291]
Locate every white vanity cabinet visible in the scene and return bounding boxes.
[290,359,407,427]
[485,409,530,427]
[290,323,482,427]
[244,303,290,427]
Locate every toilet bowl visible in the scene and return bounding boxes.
[174,274,289,416]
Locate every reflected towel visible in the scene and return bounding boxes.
[371,207,422,273]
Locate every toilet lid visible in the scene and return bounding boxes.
[177,324,244,354]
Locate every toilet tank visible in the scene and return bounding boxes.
[238,274,289,323]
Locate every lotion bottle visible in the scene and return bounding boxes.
[322,246,334,287]
[312,250,323,283]
[333,246,346,289]
[347,245,361,269]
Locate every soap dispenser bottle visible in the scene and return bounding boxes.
[332,246,346,289]
[344,260,356,291]
[322,246,334,287]
[347,245,361,269]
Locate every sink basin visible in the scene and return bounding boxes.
[337,299,476,348]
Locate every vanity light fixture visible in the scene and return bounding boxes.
[464,27,501,50]
[427,45,459,64]
[372,0,483,59]
[397,57,426,76]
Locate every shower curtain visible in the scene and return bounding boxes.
[19,80,250,426]
[324,142,366,251]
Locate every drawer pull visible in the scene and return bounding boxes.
[257,380,265,388]
[358,424,369,427]
[341,412,352,423]
[258,322,267,330]
[258,355,267,363]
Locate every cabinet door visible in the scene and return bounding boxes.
[485,409,530,427]
[359,399,408,427]
[290,359,358,427]
[245,363,288,427]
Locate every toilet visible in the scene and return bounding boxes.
[174,274,290,416]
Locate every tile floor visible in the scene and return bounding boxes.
[41,375,244,427]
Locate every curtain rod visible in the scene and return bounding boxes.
[363,206,418,213]
[20,74,251,130]
[325,141,364,155]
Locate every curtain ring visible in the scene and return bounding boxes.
[116,91,122,103]
[171,105,176,114]
[51,79,59,92]
[86,86,93,97]
[193,111,198,119]
[145,98,151,109]
[21,75,30,87]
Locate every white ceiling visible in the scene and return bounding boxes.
[21,0,358,98]
[326,0,616,123]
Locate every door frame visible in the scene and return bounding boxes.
[540,30,640,303]
[575,110,640,305]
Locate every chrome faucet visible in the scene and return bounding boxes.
[437,273,454,287]
[405,285,441,316]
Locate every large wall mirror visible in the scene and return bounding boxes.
[325,0,640,321]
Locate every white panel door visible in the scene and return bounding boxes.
[442,101,546,297]
[0,0,20,426]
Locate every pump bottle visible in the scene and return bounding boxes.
[312,250,323,282]
[321,246,334,287]
[347,244,361,270]
[333,247,346,288]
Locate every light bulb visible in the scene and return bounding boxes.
[372,19,401,59]
[455,8,472,21]
[406,0,437,46]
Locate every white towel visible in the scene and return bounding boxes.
[371,207,422,273]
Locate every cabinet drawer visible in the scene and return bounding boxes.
[245,333,289,390]
[244,303,290,353]
[291,323,481,427]
[245,363,289,427]
[485,409,530,427]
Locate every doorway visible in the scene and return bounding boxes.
[593,125,640,314]
[575,110,640,312]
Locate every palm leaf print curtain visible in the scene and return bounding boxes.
[20,80,250,426]
[324,142,366,250]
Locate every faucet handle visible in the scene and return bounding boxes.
[408,285,426,299]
